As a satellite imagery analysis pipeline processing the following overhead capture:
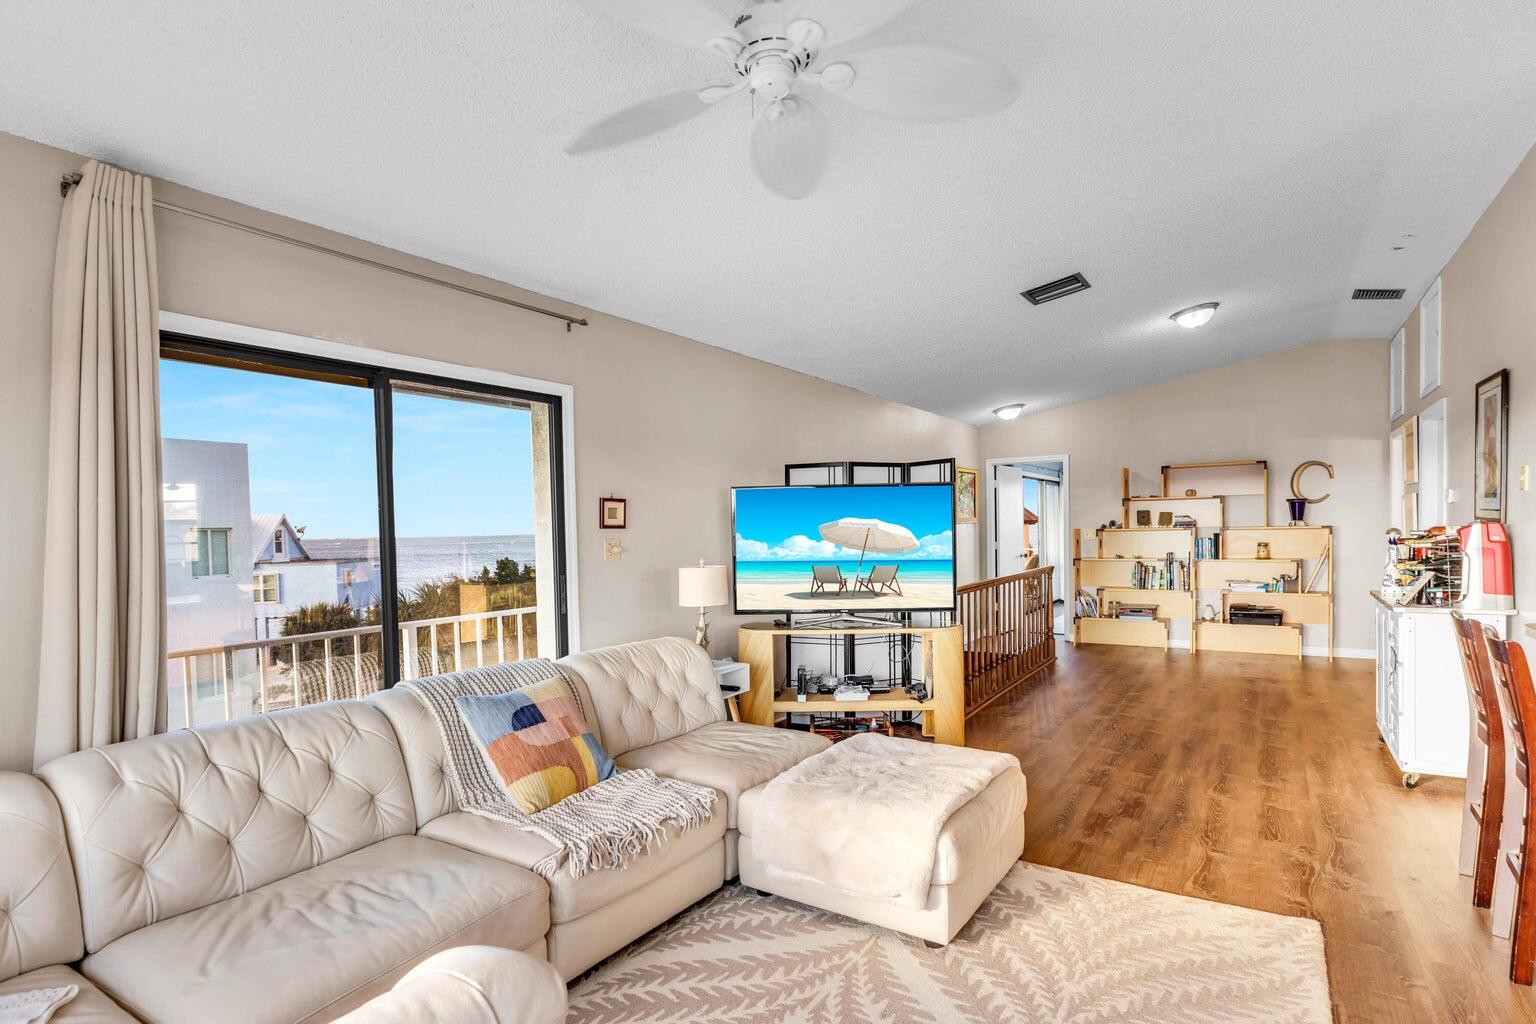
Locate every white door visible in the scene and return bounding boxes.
[994,465,1026,577]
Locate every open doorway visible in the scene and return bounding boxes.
[986,456,1069,635]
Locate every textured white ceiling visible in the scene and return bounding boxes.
[4,1,1536,424]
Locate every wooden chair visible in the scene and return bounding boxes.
[1482,626,1535,985]
[1451,611,1504,908]
[810,565,846,594]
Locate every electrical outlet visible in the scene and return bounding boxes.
[604,539,622,561]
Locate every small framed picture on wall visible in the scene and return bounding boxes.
[599,496,627,529]
[955,467,979,524]
[1474,370,1509,522]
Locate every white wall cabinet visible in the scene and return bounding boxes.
[1373,594,1518,787]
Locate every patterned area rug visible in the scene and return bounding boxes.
[567,862,1330,1023]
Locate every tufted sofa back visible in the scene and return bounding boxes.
[0,772,84,981]
[369,663,605,827]
[370,638,725,824]
[557,637,725,758]
[37,701,416,953]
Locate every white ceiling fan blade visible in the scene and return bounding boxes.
[779,0,918,48]
[751,95,830,200]
[833,43,1019,121]
[566,89,717,154]
[571,0,740,50]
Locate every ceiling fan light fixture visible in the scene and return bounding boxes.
[993,403,1026,421]
[1171,302,1219,329]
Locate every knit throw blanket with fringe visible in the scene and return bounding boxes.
[402,659,717,879]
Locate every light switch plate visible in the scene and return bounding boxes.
[604,539,622,561]
[1521,465,1530,492]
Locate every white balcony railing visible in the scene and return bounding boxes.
[166,606,537,728]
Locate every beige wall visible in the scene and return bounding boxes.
[0,129,980,771]
[979,339,1390,654]
[1391,142,1535,633]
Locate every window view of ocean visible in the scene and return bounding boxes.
[301,534,538,593]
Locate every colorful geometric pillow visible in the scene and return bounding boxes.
[454,676,618,814]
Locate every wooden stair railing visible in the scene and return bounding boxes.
[957,566,1056,716]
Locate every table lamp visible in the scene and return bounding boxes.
[678,560,729,649]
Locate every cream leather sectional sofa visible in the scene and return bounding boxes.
[0,637,831,1023]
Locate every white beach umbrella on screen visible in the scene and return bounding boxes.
[818,517,919,572]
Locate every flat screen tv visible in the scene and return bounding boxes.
[731,483,957,614]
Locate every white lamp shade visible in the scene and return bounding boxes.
[678,564,730,608]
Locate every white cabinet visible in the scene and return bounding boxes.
[1372,594,1518,787]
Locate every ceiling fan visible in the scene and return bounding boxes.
[566,0,1020,199]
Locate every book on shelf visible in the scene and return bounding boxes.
[1228,579,1274,592]
[1129,554,1189,590]
[1194,535,1221,560]
[1115,604,1159,620]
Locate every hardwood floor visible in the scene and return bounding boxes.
[965,640,1536,1023]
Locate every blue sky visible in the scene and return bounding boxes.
[160,359,534,538]
[734,485,954,561]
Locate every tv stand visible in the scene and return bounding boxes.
[737,622,964,745]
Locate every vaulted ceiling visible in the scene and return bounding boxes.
[4,1,1536,423]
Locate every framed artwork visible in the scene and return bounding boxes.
[1474,369,1509,522]
[955,467,978,524]
[599,496,627,529]
[1401,415,1418,485]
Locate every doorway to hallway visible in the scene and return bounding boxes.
[986,456,1069,635]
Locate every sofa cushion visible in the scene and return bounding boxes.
[0,965,136,1023]
[614,722,830,828]
[454,679,617,813]
[0,772,84,980]
[737,766,1027,886]
[557,638,726,757]
[80,835,548,1024]
[39,701,417,952]
[420,799,727,924]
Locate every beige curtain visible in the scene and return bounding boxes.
[34,160,165,767]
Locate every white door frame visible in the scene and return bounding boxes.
[984,454,1070,587]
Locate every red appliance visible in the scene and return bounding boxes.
[1457,522,1514,611]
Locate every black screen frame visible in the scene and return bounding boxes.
[729,482,959,616]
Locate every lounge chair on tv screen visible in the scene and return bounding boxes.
[810,565,847,593]
[857,564,903,596]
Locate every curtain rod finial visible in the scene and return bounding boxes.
[60,172,83,197]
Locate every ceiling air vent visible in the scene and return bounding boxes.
[1352,288,1405,301]
[1022,273,1091,306]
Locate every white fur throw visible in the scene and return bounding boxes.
[752,733,1019,908]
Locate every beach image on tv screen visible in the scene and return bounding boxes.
[732,484,956,612]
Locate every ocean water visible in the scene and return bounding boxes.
[734,558,954,583]
[301,534,537,592]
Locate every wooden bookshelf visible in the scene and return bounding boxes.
[1077,616,1169,649]
[1072,526,1193,651]
[1195,558,1299,589]
[1196,621,1302,659]
[1075,462,1335,659]
[1122,494,1225,529]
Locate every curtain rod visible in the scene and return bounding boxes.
[60,172,588,332]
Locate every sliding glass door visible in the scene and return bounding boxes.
[157,334,567,729]
[390,381,558,678]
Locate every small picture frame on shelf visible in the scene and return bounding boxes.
[1135,509,1152,527]
[599,496,627,529]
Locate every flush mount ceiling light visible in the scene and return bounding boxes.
[1170,302,1219,328]
[993,403,1026,421]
